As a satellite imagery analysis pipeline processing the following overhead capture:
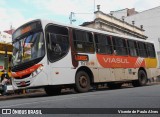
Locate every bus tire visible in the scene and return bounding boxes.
[107,83,122,89]
[44,86,61,96]
[74,71,91,93]
[132,70,147,87]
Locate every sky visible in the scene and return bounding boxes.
[0,0,160,31]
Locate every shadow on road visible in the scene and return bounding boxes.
[0,82,159,101]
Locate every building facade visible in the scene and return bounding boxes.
[110,8,138,19]
[81,10,147,39]
[0,31,12,71]
[0,31,12,43]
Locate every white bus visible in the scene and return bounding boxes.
[11,19,158,95]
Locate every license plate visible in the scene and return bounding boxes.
[20,81,26,86]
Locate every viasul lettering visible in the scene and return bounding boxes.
[103,57,129,64]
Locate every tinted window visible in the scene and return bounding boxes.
[46,25,69,62]
[112,37,128,55]
[128,40,138,56]
[138,42,148,57]
[147,43,156,58]
[95,34,113,54]
[73,29,94,53]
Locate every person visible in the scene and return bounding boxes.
[54,44,62,55]
[1,70,9,96]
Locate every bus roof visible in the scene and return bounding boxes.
[14,19,154,44]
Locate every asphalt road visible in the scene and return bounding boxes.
[0,84,160,117]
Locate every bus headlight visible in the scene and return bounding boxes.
[32,65,43,77]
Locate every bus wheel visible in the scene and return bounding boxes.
[74,71,91,93]
[107,83,122,89]
[132,70,147,87]
[44,86,61,96]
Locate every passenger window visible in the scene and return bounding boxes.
[128,40,138,56]
[95,34,113,54]
[73,29,94,53]
[138,42,148,57]
[147,43,156,58]
[112,37,128,55]
[46,25,69,62]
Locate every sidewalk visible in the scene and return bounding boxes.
[0,89,45,101]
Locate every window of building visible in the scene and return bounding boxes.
[128,40,138,56]
[147,43,156,58]
[45,24,69,62]
[112,37,128,55]
[137,42,148,57]
[73,29,94,53]
[95,34,113,54]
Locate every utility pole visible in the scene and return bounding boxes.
[69,12,93,24]
[69,12,76,24]
[94,0,95,12]
[4,45,8,71]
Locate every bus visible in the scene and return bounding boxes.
[11,19,159,95]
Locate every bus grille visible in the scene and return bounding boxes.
[16,81,30,87]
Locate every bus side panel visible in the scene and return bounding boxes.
[97,68,139,83]
[145,58,157,68]
[114,69,125,81]
[49,68,76,85]
[47,51,75,85]
[90,68,99,82]
[97,68,115,82]
[124,68,138,80]
[146,68,159,78]
[145,57,158,78]
[76,54,99,83]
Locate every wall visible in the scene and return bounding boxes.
[110,9,128,19]
[0,31,12,43]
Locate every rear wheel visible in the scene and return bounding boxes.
[74,71,91,93]
[132,70,147,87]
[44,86,61,96]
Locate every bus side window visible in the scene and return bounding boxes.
[95,33,113,54]
[45,25,69,62]
[112,37,128,56]
[147,43,156,58]
[73,29,94,53]
[128,40,138,57]
[138,42,148,58]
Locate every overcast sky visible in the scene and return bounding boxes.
[0,0,160,31]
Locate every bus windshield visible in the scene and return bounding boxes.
[12,31,45,66]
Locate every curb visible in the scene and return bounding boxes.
[0,91,45,101]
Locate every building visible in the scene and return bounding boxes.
[110,8,138,19]
[4,29,15,35]
[0,31,12,43]
[81,6,147,39]
[0,31,12,72]
[111,6,160,67]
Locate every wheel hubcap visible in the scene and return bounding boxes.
[140,73,146,84]
[79,75,88,88]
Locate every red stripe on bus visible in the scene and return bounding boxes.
[97,54,145,68]
[11,64,42,78]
